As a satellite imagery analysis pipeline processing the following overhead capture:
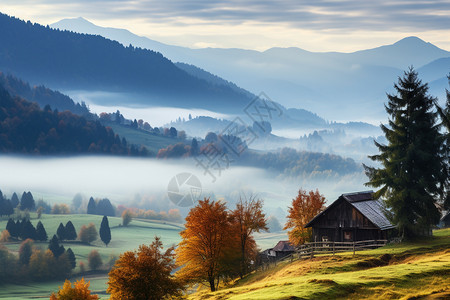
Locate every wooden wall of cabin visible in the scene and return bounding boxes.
[309,198,387,242]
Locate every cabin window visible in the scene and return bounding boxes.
[344,231,352,241]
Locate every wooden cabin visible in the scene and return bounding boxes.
[305,191,395,242]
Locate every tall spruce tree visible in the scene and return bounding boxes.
[364,68,444,238]
[87,197,96,214]
[6,218,17,238]
[11,192,19,208]
[66,248,76,269]
[56,222,66,241]
[20,220,37,240]
[99,216,111,246]
[20,192,35,211]
[435,75,450,208]
[65,221,77,241]
[36,221,48,241]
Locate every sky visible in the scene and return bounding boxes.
[0,1,449,52]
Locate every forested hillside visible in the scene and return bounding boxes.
[0,72,90,115]
[0,13,251,112]
[0,86,143,155]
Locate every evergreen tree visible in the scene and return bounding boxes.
[66,248,76,269]
[21,220,37,240]
[87,197,96,214]
[48,234,65,258]
[435,75,450,208]
[65,221,77,240]
[16,220,24,238]
[36,221,48,241]
[96,199,115,217]
[57,223,66,241]
[11,192,19,208]
[4,200,13,216]
[364,68,445,238]
[20,191,35,211]
[99,216,111,246]
[6,218,17,238]
[0,198,13,216]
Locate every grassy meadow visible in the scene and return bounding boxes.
[103,122,177,154]
[0,213,287,299]
[190,228,450,300]
[2,213,448,300]
[0,213,183,299]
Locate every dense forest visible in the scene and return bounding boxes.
[0,13,250,111]
[0,86,145,155]
[0,72,90,115]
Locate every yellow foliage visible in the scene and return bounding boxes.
[50,278,99,300]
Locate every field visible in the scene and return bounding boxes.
[190,228,450,300]
[0,213,286,299]
[0,214,183,299]
[3,214,448,300]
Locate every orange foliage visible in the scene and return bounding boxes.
[50,278,99,300]
[0,229,10,242]
[107,237,182,300]
[176,198,232,291]
[284,189,326,246]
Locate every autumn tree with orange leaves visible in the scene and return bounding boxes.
[176,198,232,292]
[50,278,99,300]
[231,195,268,277]
[284,189,326,246]
[107,236,182,300]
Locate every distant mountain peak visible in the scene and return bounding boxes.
[51,17,98,31]
[394,36,427,46]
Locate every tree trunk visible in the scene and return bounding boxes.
[209,277,216,292]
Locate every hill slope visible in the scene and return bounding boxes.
[0,13,251,113]
[191,229,450,299]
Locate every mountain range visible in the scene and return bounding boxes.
[52,17,450,122]
[0,13,251,113]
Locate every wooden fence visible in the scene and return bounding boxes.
[295,239,388,259]
[257,239,388,270]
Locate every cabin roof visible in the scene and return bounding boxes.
[272,240,295,252]
[305,190,395,230]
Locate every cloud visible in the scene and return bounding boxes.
[0,1,448,51]
[1,0,449,31]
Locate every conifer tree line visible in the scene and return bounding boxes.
[0,190,35,216]
[364,68,449,238]
[0,216,113,285]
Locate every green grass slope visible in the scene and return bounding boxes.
[191,228,450,300]
[103,122,179,154]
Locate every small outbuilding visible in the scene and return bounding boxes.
[305,191,395,242]
[261,240,295,261]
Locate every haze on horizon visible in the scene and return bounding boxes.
[0,0,448,53]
